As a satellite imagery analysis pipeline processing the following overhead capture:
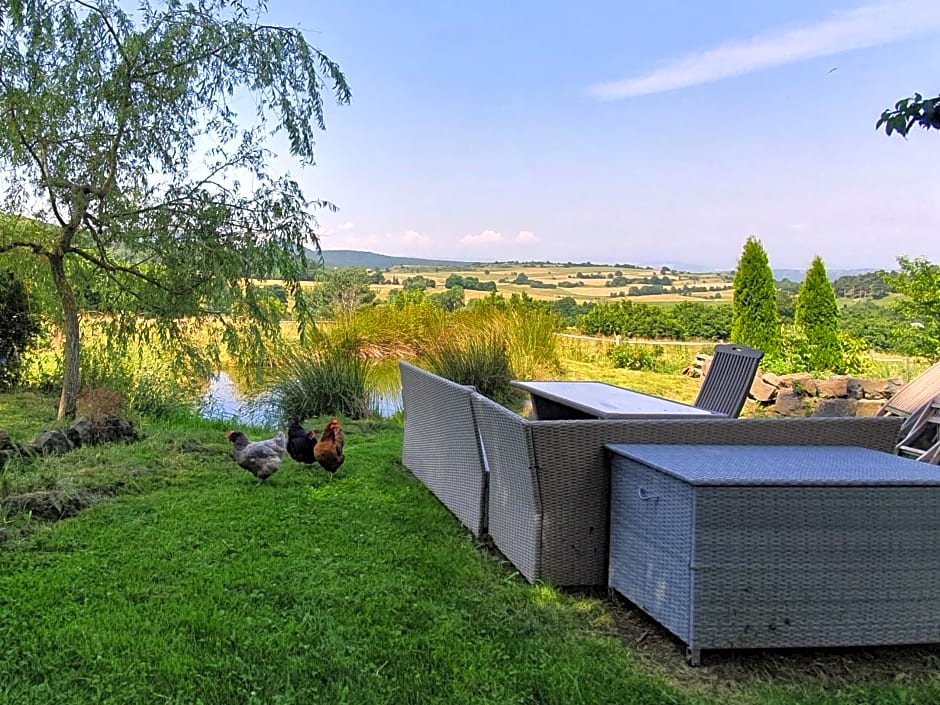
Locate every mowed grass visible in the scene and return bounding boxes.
[4,394,940,704]
[0,404,681,705]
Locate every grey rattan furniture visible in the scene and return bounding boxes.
[693,343,763,417]
[470,392,903,587]
[399,360,488,537]
[607,443,940,665]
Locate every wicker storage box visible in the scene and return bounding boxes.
[607,444,940,664]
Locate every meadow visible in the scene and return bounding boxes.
[368,262,735,304]
[3,378,940,704]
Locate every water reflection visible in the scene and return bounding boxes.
[199,371,278,428]
[198,371,402,426]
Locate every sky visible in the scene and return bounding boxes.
[265,0,940,271]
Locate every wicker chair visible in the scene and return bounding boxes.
[693,343,764,417]
[398,360,488,537]
[470,389,903,587]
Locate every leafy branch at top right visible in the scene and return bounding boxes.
[878,92,940,137]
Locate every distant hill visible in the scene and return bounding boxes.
[307,249,886,281]
[772,267,886,283]
[313,249,475,269]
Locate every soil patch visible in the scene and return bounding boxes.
[603,590,940,697]
[0,488,101,521]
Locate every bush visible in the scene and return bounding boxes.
[423,333,521,408]
[0,271,42,389]
[267,332,374,420]
[607,343,666,371]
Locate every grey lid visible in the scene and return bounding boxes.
[606,444,940,486]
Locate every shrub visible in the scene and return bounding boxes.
[266,331,374,420]
[731,236,781,358]
[607,344,666,371]
[0,271,42,389]
[423,333,521,408]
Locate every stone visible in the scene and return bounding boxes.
[855,400,885,417]
[815,376,849,399]
[776,373,814,389]
[760,372,782,387]
[846,377,865,399]
[67,417,92,448]
[774,391,807,416]
[749,377,778,403]
[860,379,900,400]
[813,398,858,417]
[26,429,72,456]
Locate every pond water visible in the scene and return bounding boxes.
[198,371,403,427]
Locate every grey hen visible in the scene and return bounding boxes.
[226,430,287,483]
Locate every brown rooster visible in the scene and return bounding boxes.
[226,430,287,483]
[313,418,345,478]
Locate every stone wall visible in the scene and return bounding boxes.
[749,372,903,417]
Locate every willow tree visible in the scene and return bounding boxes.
[731,236,780,358]
[0,0,350,418]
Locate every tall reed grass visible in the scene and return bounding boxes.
[264,328,374,420]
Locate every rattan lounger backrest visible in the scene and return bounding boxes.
[693,343,764,417]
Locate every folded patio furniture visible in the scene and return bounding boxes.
[398,360,488,537]
[895,394,940,464]
[878,359,940,419]
[692,343,764,418]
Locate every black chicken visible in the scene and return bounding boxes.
[286,417,318,467]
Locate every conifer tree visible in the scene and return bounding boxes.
[731,236,781,357]
[794,256,842,372]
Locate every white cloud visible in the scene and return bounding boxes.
[337,221,355,231]
[460,229,504,245]
[587,0,940,99]
[460,229,539,246]
[516,230,539,243]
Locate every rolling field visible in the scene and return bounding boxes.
[374,262,734,304]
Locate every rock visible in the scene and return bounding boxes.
[760,372,782,387]
[855,400,885,417]
[67,416,92,448]
[815,376,849,399]
[749,377,778,403]
[813,398,858,417]
[860,379,901,400]
[776,373,815,389]
[774,391,807,416]
[26,429,72,456]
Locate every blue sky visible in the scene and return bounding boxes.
[267,1,940,271]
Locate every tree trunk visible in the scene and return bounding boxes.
[50,253,80,420]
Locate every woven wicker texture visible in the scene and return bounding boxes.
[469,392,541,582]
[692,343,763,417]
[399,361,487,537]
[608,444,940,484]
[474,409,903,587]
[609,445,940,664]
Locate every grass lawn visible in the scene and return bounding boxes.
[2,394,940,704]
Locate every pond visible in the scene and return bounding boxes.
[197,371,403,427]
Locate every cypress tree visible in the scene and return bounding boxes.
[794,256,842,371]
[731,236,781,357]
